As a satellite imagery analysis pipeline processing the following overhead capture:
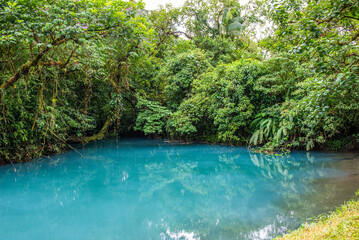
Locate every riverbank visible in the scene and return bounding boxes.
[276,195,359,240]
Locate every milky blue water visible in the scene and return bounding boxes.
[1,139,359,240]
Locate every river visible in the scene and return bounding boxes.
[0,139,358,239]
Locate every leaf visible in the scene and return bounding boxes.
[227,22,242,32]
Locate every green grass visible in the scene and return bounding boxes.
[276,196,359,240]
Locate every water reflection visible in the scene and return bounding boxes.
[0,139,358,240]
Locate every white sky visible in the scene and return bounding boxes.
[142,0,185,10]
[142,0,250,10]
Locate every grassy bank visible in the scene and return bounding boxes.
[276,195,359,240]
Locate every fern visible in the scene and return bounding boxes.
[275,126,288,142]
[250,129,265,145]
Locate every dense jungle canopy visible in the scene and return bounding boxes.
[0,0,358,163]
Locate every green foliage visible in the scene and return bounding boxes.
[1,0,358,163]
[182,0,257,39]
[135,97,171,135]
[161,49,212,109]
[277,198,359,240]
[194,36,240,65]
[249,0,359,151]
[167,60,261,143]
[0,0,151,163]
[325,134,359,151]
[255,56,299,101]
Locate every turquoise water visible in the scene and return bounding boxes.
[1,139,359,240]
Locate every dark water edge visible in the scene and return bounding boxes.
[2,136,359,166]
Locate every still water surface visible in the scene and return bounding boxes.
[1,139,359,240]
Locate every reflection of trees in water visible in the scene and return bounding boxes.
[136,148,259,238]
[295,154,359,219]
[248,151,359,222]
[135,147,327,238]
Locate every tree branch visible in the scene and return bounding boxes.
[343,15,359,21]
[62,45,79,69]
[1,36,67,90]
[170,31,193,39]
